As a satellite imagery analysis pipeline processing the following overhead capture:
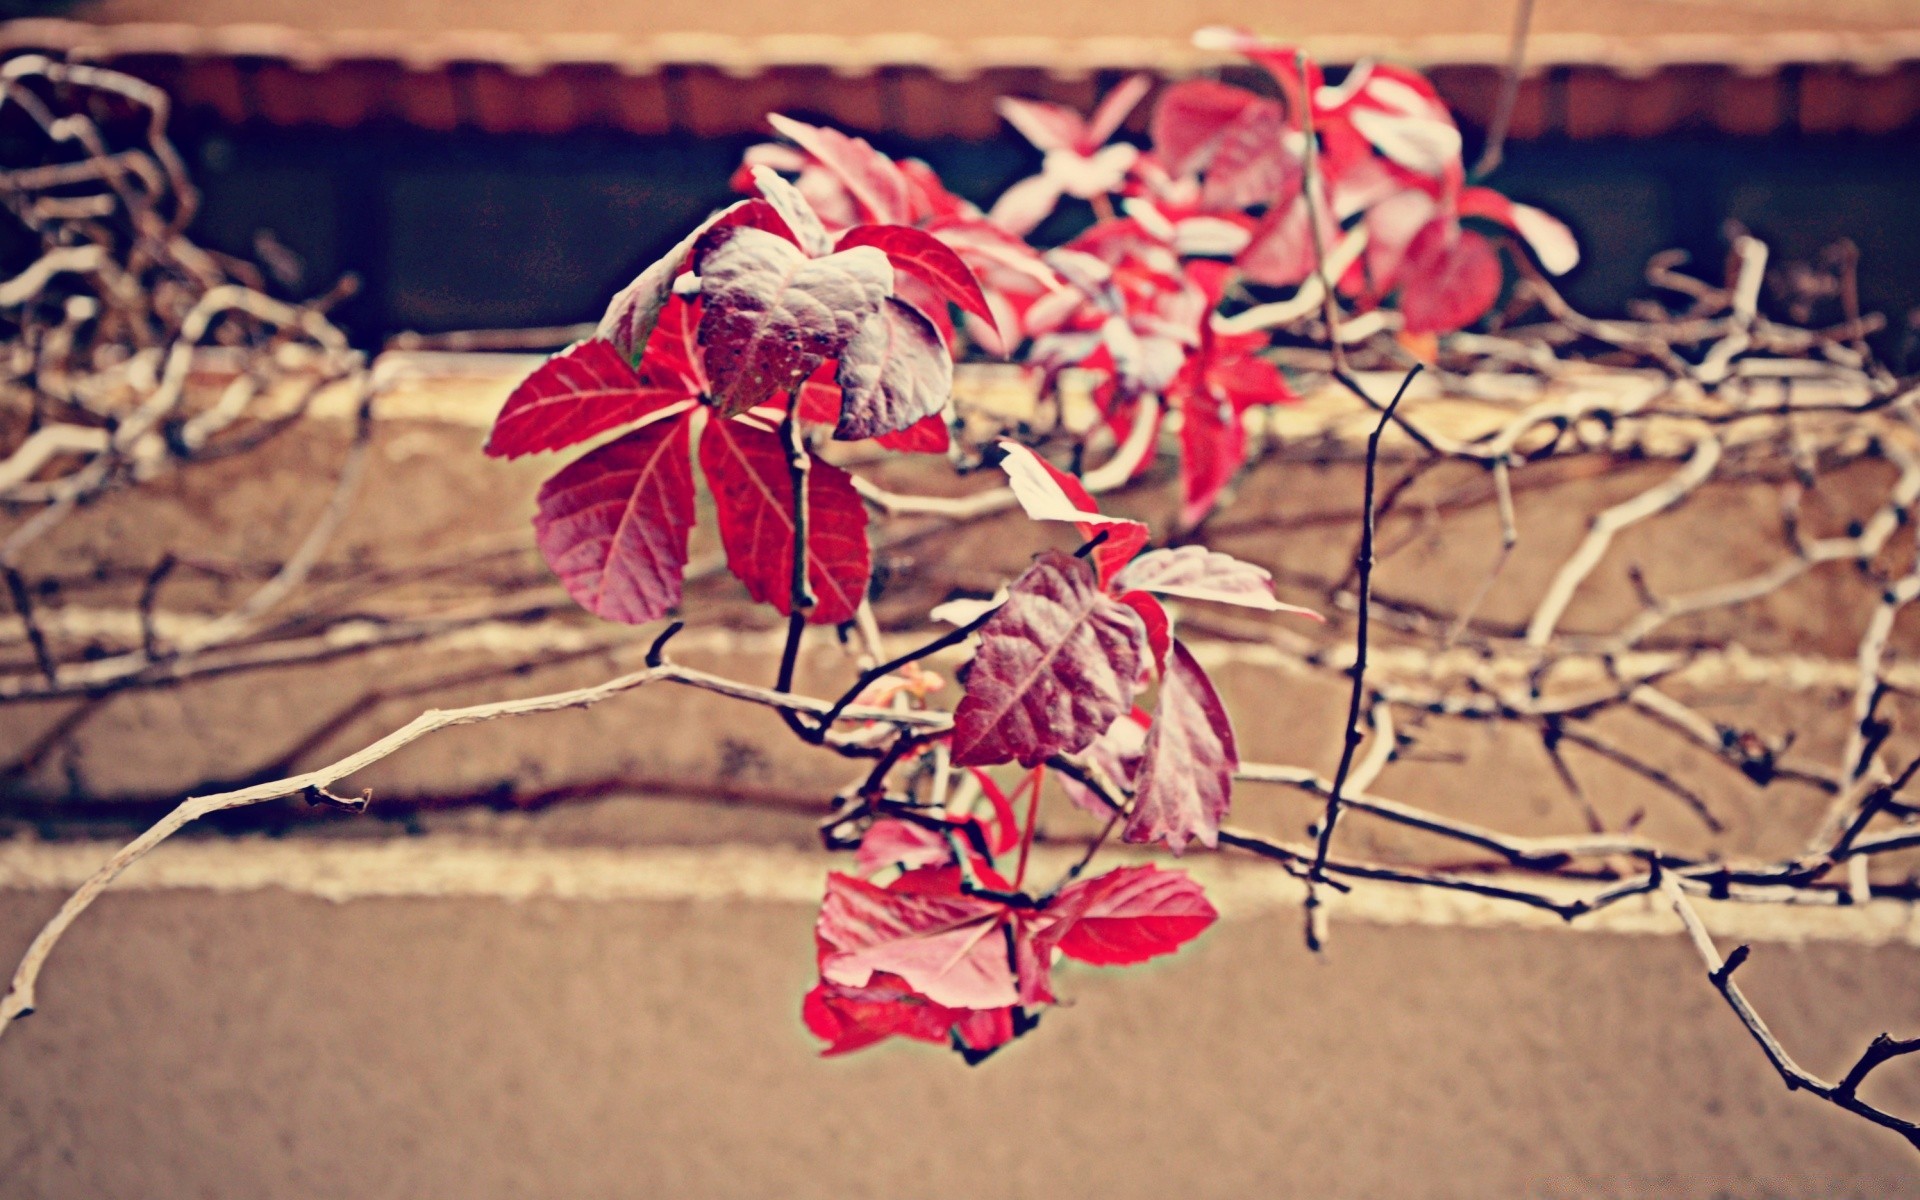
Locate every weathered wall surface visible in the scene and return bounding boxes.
[0,855,1918,1198]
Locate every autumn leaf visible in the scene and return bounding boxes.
[697,415,872,624]
[1125,640,1239,853]
[802,972,967,1056]
[834,298,953,441]
[949,550,1150,768]
[836,224,995,326]
[696,227,892,416]
[993,442,1149,588]
[1397,223,1502,333]
[817,870,1023,1009]
[1039,864,1219,965]
[531,414,696,625]
[1112,545,1319,618]
[483,339,691,460]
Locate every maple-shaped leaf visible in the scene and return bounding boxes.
[696,227,893,416]
[1125,640,1238,853]
[834,298,953,441]
[483,340,690,460]
[1112,545,1319,617]
[531,415,696,625]
[817,870,1023,1009]
[950,549,1150,768]
[836,225,994,326]
[1039,863,1218,965]
[994,442,1149,588]
[698,415,872,624]
[1397,223,1502,333]
[802,971,965,1056]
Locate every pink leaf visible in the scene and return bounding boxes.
[531,414,696,625]
[1197,98,1293,212]
[484,339,688,459]
[995,96,1085,154]
[1124,640,1238,853]
[817,871,1018,1009]
[836,225,995,325]
[698,415,872,624]
[768,114,915,226]
[1085,73,1154,148]
[696,228,892,416]
[1112,545,1320,618]
[855,819,956,875]
[1058,706,1150,816]
[950,550,1150,768]
[833,298,954,441]
[1151,79,1266,176]
[1398,223,1502,333]
[1040,864,1218,965]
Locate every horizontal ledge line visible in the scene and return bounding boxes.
[1,835,1915,947]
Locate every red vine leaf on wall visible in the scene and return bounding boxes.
[531,415,697,625]
[482,339,692,460]
[1037,863,1219,964]
[833,298,954,441]
[698,415,872,624]
[696,226,894,417]
[1125,640,1239,853]
[949,549,1149,768]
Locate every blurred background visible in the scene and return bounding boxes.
[1,0,1917,346]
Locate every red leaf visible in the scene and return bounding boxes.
[768,114,915,226]
[531,414,696,625]
[837,225,994,326]
[696,228,892,416]
[698,415,872,624]
[875,412,951,455]
[597,199,781,361]
[636,296,709,394]
[993,442,1149,588]
[834,298,953,441]
[855,819,956,875]
[1150,79,1266,176]
[1175,378,1246,527]
[792,364,843,425]
[1124,640,1238,853]
[817,871,1018,1009]
[1041,864,1218,965]
[484,339,687,459]
[950,550,1150,768]
[802,972,963,1056]
[1115,590,1170,677]
[1112,545,1319,618]
[1398,223,1502,333]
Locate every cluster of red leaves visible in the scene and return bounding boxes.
[482,31,1581,1064]
[805,858,1216,1060]
[483,166,992,625]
